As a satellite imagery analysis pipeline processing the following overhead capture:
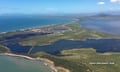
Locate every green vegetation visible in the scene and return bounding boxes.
[60,49,120,72]
[20,22,120,46]
[33,51,92,72]
[33,48,120,72]
[0,45,9,53]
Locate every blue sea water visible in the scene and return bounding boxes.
[0,16,71,33]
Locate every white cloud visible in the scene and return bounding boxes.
[110,0,120,4]
[97,1,105,5]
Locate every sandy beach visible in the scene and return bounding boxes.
[1,53,70,72]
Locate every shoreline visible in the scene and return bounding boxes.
[0,20,75,35]
[0,24,58,34]
[0,53,70,72]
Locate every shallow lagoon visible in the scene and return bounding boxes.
[81,19,120,35]
[0,55,52,72]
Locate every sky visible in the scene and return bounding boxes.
[0,0,120,14]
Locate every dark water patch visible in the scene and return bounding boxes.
[31,39,120,54]
[0,32,52,45]
[7,43,31,54]
[4,32,52,40]
[4,39,120,55]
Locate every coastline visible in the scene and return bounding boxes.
[0,53,70,72]
[0,24,57,34]
[0,20,75,35]
[0,23,71,35]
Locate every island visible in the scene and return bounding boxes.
[1,20,120,72]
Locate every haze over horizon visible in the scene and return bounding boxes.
[0,0,120,15]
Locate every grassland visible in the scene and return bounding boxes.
[61,49,120,72]
[33,51,92,72]
[33,48,120,72]
[20,22,120,46]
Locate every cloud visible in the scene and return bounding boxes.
[97,1,105,5]
[110,0,120,4]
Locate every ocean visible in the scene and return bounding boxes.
[0,55,52,72]
[0,16,71,33]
